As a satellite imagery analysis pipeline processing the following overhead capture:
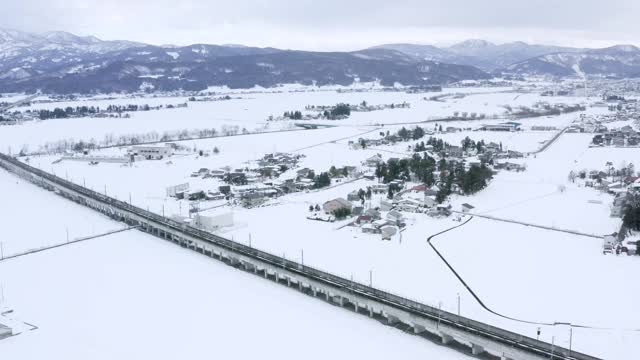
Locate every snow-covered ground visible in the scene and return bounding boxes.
[0,86,611,154]
[1,84,637,359]
[448,133,623,234]
[0,169,121,257]
[0,168,468,360]
[434,217,640,359]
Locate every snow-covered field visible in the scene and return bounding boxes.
[1,84,638,359]
[0,169,121,256]
[434,217,640,359]
[449,133,622,234]
[0,86,610,154]
[0,169,468,360]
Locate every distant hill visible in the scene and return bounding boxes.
[506,45,640,78]
[0,29,489,94]
[373,40,583,71]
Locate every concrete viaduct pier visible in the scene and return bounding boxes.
[0,153,601,360]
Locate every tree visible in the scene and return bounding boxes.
[309,205,315,212]
[412,126,425,140]
[398,127,410,140]
[213,147,220,154]
[387,187,395,200]
[358,188,366,201]
[366,187,372,200]
[623,204,640,231]
[313,172,331,189]
[333,207,352,219]
[315,204,321,212]
[436,188,448,204]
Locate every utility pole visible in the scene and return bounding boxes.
[457,293,460,316]
[569,327,573,358]
[129,192,132,205]
[369,269,373,287]
[249,233,252,248]
[301,249,304,266]
[0,242,3,260]
[66,227,69,243]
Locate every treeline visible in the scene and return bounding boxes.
[36,103,187,120]
[31,125,251,155]
[283,111,303,120]
[507,103,586,118]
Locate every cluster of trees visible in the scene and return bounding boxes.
[397,126,425,141]
[425,137,451,153]
[508,103,586,118]
[375,153,493,203]
[435,161,493,203]
[323,103,351,119]
[355,187,373,202]
[461,136,492,153]
[38,107,95,120]
[283,111,303,120]
[375,153,437,186]
[312,172,331,189]
[307,165,355,190]
[36,103,187,120]
[328,165,350,178]
[188,95,232,102]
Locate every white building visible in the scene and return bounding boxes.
[194,212,234,231]
[128,145,174,160]
[166,183,190,198]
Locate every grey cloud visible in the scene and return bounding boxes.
[1,0,639,49]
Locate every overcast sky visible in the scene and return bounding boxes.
[3,0,640,50]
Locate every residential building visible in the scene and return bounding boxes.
[323,198,353,214]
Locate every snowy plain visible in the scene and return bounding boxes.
[1,85,638,359]
[0,169,469,360]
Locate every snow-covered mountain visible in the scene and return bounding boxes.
[0,28,144,81]
[0,28,141,58]
[506,45,640,78]
[0,29,489,93]
[374,40,583,71]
